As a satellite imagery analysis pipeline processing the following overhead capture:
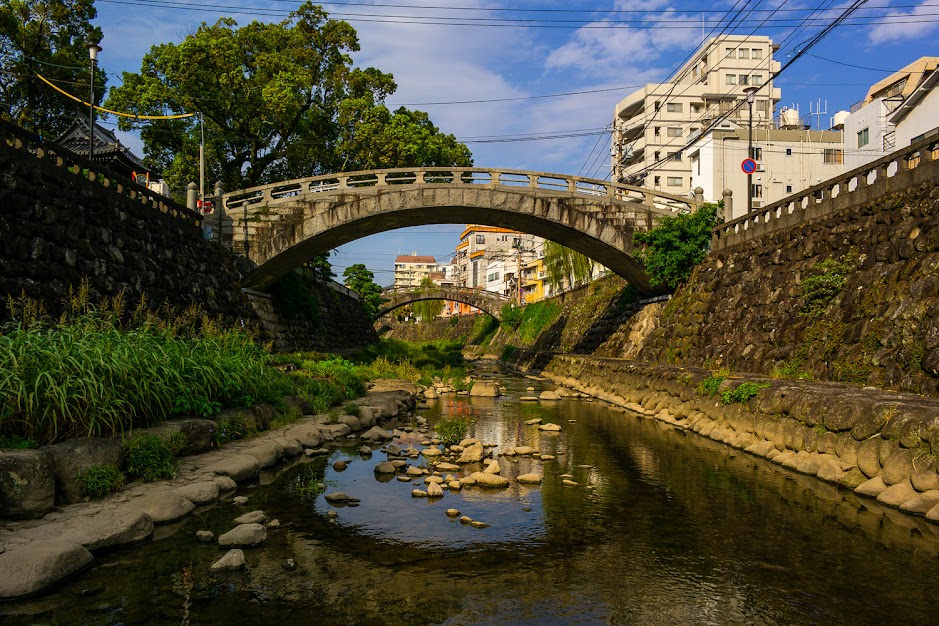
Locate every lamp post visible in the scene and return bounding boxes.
[85,42,102,163]
[744,86,758,213]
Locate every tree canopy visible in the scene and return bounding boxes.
[342,263,383,318]
[632,203,719,289]
[412,277,444,322]
[543,241,596,292]
[104,2,472,194]
[0,0,103,136]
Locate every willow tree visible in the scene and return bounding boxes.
[105,2,471,195]
[543,241,596,291]
[412,278,444,322]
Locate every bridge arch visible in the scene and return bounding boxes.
[376,287,511,320]
[219,168,696,294]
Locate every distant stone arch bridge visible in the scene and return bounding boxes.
[376,286,511,320]
[213,167,700,294]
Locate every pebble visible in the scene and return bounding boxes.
[470,521,490,529]
[196,530,215,543]
[233,496,249,506]
[332,460,348,471]
[459,515,473,524]
[446,509,462,517]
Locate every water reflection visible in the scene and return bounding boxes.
[4,362,939,624]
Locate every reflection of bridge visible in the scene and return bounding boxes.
[376,286,511,320]
[214,167,700,294]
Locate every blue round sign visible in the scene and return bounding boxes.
[741,158,757,174]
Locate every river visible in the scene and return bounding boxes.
[4,362,939,624]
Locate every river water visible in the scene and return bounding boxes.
[5,363,939,625]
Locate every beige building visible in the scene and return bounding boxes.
[612,35,781,194]
[393,253,437,288]
[689,126,844,221]
[453,225,542,290]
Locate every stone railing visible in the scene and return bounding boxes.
[379,286,509,300]
[0,119,201,229]
[222,167,699,216]
[712,134,939,251]
[324,279,360,301]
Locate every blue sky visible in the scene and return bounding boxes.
[89,0,939,285]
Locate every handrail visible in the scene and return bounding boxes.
[222,166,698,216]
[0,118,202,229]
[712,134,939,251]
[380,286,510,300]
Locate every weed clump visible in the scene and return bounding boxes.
[122,433,181,482]
[78,464,124,499]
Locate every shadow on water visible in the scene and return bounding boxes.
[4,362,939,624]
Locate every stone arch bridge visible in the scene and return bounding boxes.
[212,168,700,294]
[376,286,511,320]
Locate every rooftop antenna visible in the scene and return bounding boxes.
[809,99,828,130]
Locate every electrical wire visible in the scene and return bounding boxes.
[35,72,196,119]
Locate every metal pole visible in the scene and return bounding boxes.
[85,43,101,164]
[745,87,756,214]
[199,113,205,207]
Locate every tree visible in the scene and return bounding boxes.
[105,2,472,196]
[543,241,596,292]
[306,254,335,282]
[342,263,384,319]
[411,277,444,322]
[632,203,719,289]
[0,0,103,137]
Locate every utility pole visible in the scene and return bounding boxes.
[85,42,102,162]
[745,86,758,213]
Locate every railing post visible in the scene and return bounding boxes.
[187,182,198,212]
[694,186,704,207]
[491,172,501,187]
[415,171,426,184]
[375,173,387,186]
[721,188,733,222]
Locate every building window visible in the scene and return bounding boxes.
[654,151,660,161]
[654,176,661,187]
[738,48,749,60]
[752,48,763,60]
[669,151,682,161]
[786,185,793,193]
[824,148,844,164]
[726,74,737,85]
[858,127,870,148]
[691,103,704,113]
[739,74,749,85]
[786,148,792,156]
[667,176,683,186]
[751,184,763,198]
[476,235,485,244]
[654,126,660,136]
[666,102,683,113]
[667,127,682,137]
[488,272,500,282]
[751,74,763,86]
[654,101,661,111]
[725,47,735,58]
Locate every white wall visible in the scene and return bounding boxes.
[843,100,890,171]
[896,85,939,147]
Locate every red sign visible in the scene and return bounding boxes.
[741,158,757,174]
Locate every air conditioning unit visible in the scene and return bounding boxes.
[752,200,763,208]
[755,163,765,172]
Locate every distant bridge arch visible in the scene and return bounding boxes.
[376,286,511,320]
[216,167,698,294]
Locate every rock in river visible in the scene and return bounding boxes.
[211,549,246,572]
[324,492,360,504]
[218,524,267,547]
[470,472,510,488]
[518,473,544,484]
[0,540,93,599]
[458,443,485,464]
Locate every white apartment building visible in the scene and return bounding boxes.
[393,252,437,288]
[689,125,844,221]
[842,57,939,170]
[612,35,782,195]
[453,225,542,290]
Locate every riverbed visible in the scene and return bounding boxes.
[4,362,939,624]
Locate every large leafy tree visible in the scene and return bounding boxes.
[105,2,471,194]
[0,0,103,136]
[632,203,719,288]
[543,241,596,292]
[342,263,383,318]
[412,277,444,322]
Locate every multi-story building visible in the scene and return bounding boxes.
[393,252,437,288]
[842,57,939,170]
[453,225,542,290]
[689,125,844,221]
[520,258,549,304]
[612,35,782,195]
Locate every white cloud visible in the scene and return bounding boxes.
[867,1,939,44]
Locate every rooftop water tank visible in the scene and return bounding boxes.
[779,107,801,130]
[831,110,849,129]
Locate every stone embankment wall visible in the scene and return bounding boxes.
[542,355,939,523]
[638,172,939,396]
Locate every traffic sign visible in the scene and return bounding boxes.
[741,158,757,174]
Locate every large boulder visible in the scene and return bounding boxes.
[338,415,361,431]
[457,443,485,464]
[124,492,195,524]
[175,481,220,505]
[469,381,501,397]
[21,507,154,551]
[44,437,122,505]
[243,443,279,469]
[322,423,352,438]
[470,472,510,488]
[204,455,260,482]
[218,523,267,547]
[211,549,246,572]
[361,426,394,441]
[147,418,216,456]
[285,423,325,448]
[0,540,93,599]
[0,449,55,519]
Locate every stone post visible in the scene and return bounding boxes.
[721,188,733,222]
[214,181,225,246]
[186,182,198,212]
[693,186,704,208]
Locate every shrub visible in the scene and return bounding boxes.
[800,252,857,316]
[720,382,770,405]
[212,413,252,447]
[633,203,719,288]
[435,416,471,446]
[343,403,361,417]
[697,371,728,397]
[123,434,178,482]
[78,464,124,499]
[500,304,524,330]
[0,435,39,449]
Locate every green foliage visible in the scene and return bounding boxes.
[343,264,385,318]
[212,413,252,447]
[500,301,561,341]
[720,382,770,405]
[306,254,336,282]
[0,434,38,449]
[771,360,814,381]
[104,2,471,195]
[122,434,178,482]
[633,203,719,288]
[411,278,445,322]
[543,241,596,291]
[501,345,518,361]
[77,464,124,499]
[352,339,467,389]
[469,315,499,346]
[343,402,361,417]
[173,395,222,418]
[434,416,471,446]
[500,304,524,330]
[269,269,322,323]
[289,463,328,499]
[800,253,856,316]
[327,407,341,424]
[0,0,104,137]
[697,371,728,397]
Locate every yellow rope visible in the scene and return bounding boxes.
[36,72,196,119]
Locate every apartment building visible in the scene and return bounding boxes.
[393,252,437,288]
[612,35,782,195]
[453,225,543,290]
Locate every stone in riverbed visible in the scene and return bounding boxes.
[0,449,55,519]
[333,460,348,471]
[459,515,473,524]
[449,481,463,491]
[899,489,939,515]
[196,530,215,543]
[215,476,238,492]
[284,424,325,448]
[204,455,260,483]
[484,460,501,475]
[324,492,360,504]
[518,473,543,484]
[470,520,490,529]
[525,418,542,425]
[539,391,561,401]
[218,523,267,547]
[539,423,562,432]
[176,481,220,505]
[406,466,425,477]
[458,443,485,464]
[421,447,443,458]
[514,446,535,455]
[436,462,461,472]
[0,541,93,599]
[520,396,538,402]
[412,489,428,498]
[234,510,266,525]
[427,482,444,498]
[359,446,373,456]
[446,508,461,517]
[374,462,396,474]
[562,479,579,487]
[243,444,279,469]
[232,496,249,506]
[469,381,501,397]
[386,443,402,456]
[425,475,444,484]
[211,549,245,572]
[470,472,510,488]
[124,492,195,524]
[459,438,481,447]
[361,426,394,441]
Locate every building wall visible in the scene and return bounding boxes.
[843,99,891,171]
[895,85,939,147]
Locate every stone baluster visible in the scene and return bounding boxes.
[721,188,733,222]
[338,176,350,189]
[528,173,538,188]
[375,173,387,186]
[415,171,426,184]
[491,172,501,186]
[568,178,577,192]
[187,182,198,212]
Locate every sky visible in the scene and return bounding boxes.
[88,0,939,285]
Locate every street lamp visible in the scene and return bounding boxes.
[744,86,759,213]
[85,42,102,163]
